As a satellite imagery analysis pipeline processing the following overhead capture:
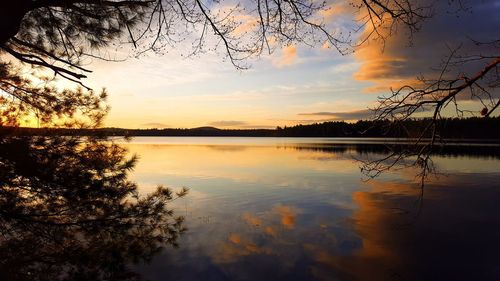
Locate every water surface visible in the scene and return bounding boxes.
[123,137,500,281]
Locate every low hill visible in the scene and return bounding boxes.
[2,117,500,140]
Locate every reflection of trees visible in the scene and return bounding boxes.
[0,135,187,280]
[286,142,500,187]
[285,143,500,160]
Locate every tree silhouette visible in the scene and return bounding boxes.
[0,1,153,126]
[374,47,500,138]
[1,1,498,182]
[0,135,188,280]
[0,0,437,127]
[0,0,344,126]
[352,1,500,126]
[340,1,500,182]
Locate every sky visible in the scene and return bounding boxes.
[79,0,500,129]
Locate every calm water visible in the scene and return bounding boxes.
[116,137,500,281]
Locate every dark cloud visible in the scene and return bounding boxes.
[141,122,169,128]
[208,120,248,127]
[298,109,374,120]
[207,121,276,129]
[354,0,500,93]
[240,125,277,129]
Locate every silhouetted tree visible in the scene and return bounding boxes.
[0,135,188,280]
[0,0,439,127]
[0,0,347,126]
[341,1,500,182]
[1,2,497,185]
[0,1,153,126]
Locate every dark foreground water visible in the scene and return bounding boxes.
[116,137,500,281]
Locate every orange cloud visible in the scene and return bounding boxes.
[353,40,423,93]
[273,45,297,67]
[318,3,348,21]
[232,15,259,35]
[353,36,418,93]
[352,1,500,94]
[215,232,274,263]
[264,226,277,237]
[229,233,242,244]
[302,179,419,280]
[272,205,298,229]
[243,212,262,226]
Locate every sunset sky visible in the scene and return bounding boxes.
[76,0,499,129]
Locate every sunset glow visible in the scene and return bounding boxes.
[74,1,496,129]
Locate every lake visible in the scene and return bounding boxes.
[117,137,500,281]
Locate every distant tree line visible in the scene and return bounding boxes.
[2,117,500,140]
[274,117,500,139]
